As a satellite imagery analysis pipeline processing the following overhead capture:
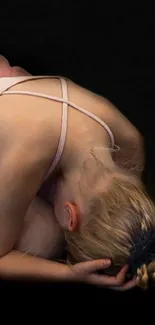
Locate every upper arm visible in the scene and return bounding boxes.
[16,196,65,259]
[0,148,46,256]
[113,132,145,176]
[102,97,142,142]
[102,98,145,175]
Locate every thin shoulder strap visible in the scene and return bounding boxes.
[0,76,46,94]
[2,76,116,177]
[43,78,68,180]
[3,86,115,148]
[0,75,67,95]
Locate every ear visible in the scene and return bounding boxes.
[65,202,80,232]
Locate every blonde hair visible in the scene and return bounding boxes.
[65,163,155,290]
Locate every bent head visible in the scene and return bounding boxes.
[54,153,155,289]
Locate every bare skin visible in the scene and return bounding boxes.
[15,196,65,259]
[0,55,143,288]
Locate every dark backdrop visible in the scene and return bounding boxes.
[0,0,155,306]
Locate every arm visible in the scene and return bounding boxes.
[0,250,70,281]
[16,196,65,259]
[0,156,134,289]
[0,139,50,256]
[0,250,135,290]
[102,98,145,177]
[113,130,144,177]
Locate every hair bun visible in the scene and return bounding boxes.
[128,229,155,276]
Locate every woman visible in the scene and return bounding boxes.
[0,55,152,290]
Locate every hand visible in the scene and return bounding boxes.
[70,260,136,291]
[0,55,31,77]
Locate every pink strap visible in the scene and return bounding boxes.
[0,76,65,94]
[43,78,68,179]
[3,88,115,148]
[1,76,116,177]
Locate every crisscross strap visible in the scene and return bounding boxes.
[43,77,69,180]
[0,76,116,177]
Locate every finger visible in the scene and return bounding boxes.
[0,56,31,77]
[76,259,111,274]
[114,265,129,286]
[0,55,9,67]
[11,66,31,76]
[110,277,136,291]
[0,55,12,77]
[86,273,118,286]
[86,265,129,287]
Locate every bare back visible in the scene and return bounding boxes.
[0,76,143,257]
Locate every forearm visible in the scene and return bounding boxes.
[0,250,72,281]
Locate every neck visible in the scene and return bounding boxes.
[54,145,140,210]
[58,112,115,174]
[54,145,118,226]
[60,141,116,176]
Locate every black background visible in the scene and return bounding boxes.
[0,0,155,306]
